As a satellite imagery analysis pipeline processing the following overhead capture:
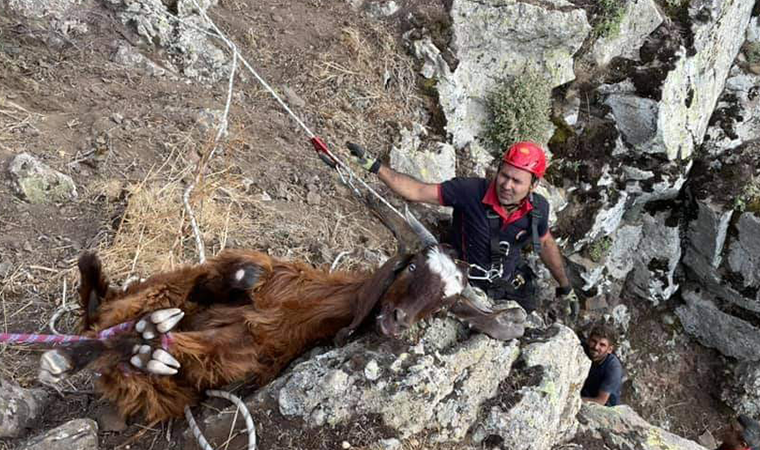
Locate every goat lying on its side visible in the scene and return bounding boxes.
[37,240,475,424]
[39,213,526,424]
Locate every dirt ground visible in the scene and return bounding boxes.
[0,0,735,449]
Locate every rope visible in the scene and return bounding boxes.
[127,3,421,448]
[135,0,408,225]
[0,320,135,345]
[184,390,257,450]
[173,4,258,448]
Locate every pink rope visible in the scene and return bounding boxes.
[0,320,135,346]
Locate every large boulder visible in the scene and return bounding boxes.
[19,419,98,450]
[583,0,663,68]
[625,211,681,303]
[0,378,49,438]
[182,317,520,447]
[181,323,590,449]
[103,0,230,82]
[725,212,760,299]
[723,361,760,419]
[8,153,78,204]
[577,403,708,450]
[389,124,457,186]
[438,0,590,148]
[602,0,755,162]
[702,66,760,156]
[675,289,760,362]
[470,324,589,450]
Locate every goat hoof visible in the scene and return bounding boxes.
[130,345,180,375]
[39,349,73,384]
[135,308,184,339]
[230,263,261,290]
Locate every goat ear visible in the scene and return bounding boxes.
[334,253,412,346]
[77,252,114,329]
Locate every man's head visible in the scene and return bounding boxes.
[496,142,546,207]
[587,323,617,364]
[739,414,760,450]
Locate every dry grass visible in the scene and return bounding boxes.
[0,94,43,148]
[96,150,253,280]
[310,24,421,150]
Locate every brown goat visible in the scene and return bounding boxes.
[39,244,470,423]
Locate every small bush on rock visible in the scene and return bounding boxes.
[745,42,760,65]
[593,0,627,38]
[485,71,552,156]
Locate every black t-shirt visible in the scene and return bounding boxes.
[438,177,549,282]
[581,351,623,406]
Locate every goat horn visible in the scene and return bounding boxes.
[404,205,438,247]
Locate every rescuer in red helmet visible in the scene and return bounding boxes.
[349,140,579,322]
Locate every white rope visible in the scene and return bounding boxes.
[330,251,350,272]
[130,4,423,449]
[184,390,256,450]
[50,279,81,335]
[176,3,257,449]
[135,0,408,224]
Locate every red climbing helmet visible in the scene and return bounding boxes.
[502,141,547,178]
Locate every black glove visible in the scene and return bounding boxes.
[347,142,381,174]
[556,286,580,321]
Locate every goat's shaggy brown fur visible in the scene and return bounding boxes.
[58,246,466,423]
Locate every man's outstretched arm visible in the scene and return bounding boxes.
[347,142,440,205]
[376,165,440,205]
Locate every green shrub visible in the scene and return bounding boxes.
[588,236,613,263]
[485,71,552,157]
[734,175,760,213]
[745,42,760,65]
[593,0,627,39]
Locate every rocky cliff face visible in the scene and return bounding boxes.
[2,0,759,449]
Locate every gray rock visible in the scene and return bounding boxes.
[676,289,760,362]
[604,94,659,150]
[458,141,494,178]
[748,16,760,43]
[602,0,754,161]
[726,212,760,289]
[366,0,399,18]
[703,66,760,155]
[585,0,663,67]
[411,37,450,80]
[111,42,175,78]
[106,0,230,83]
[472,325,589,450]
[0,262,12,278]
[6,0,81,19]
[389,125,456,195]
[438,0,591,148]
[723,361,760,418]
[375,438,402,450]
[0,378,49,438]
[579,403,707,450]
[683,198,734,279]
[281,86,306,109]
[19,419,98,450]
[190,319,520,444]
[8,153,78,204]
[627,212,681,303]
[572,190,629,252]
